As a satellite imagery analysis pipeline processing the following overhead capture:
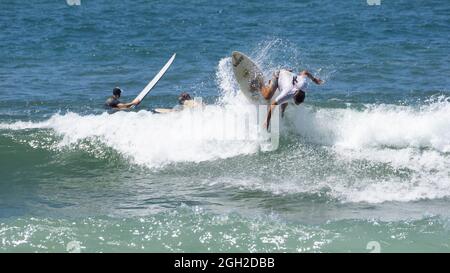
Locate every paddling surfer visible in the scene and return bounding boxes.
[104,87,141,109]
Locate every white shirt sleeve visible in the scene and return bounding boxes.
[274,70,308,104]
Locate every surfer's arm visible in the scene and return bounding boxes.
[116,98,141,109]
[300,70,323,85]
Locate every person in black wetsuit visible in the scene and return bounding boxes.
[104,87,140,109]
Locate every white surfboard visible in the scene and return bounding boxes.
[231,51,268,104]
[153,108,173,114]
[134,53,176,105]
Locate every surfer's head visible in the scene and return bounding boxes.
[178,92,192,104]
[113,87,122,98]
[294,90,305,105]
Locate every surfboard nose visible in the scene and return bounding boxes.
[232,51,243,67]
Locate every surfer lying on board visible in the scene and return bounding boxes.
[174,92,202,110]
[261,69,323,130]
[153,92,203,113]
[104,87,141,109]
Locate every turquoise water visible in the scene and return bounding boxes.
[1,0,450,252]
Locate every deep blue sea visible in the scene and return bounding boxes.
[1,0,449,252]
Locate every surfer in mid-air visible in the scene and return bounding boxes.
[105,87,141,109]
[261,69,323,129]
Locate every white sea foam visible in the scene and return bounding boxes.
[0,108,267,168]
[204,94,450,203]
[286,97,450,153]
[282,97,450,203]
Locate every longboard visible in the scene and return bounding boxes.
[153,108,173,114]
[134,53,176,105]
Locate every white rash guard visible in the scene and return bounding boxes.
[274,69,308,105]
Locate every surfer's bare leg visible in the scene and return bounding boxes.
[281,103,288,118]
[260,70,280,100]
[264,101,278,130]
[261,83,276,100]
[265,102,288,129]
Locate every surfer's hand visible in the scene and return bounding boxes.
[132,98,141,105]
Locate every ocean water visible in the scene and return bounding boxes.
[1,0,449,252]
